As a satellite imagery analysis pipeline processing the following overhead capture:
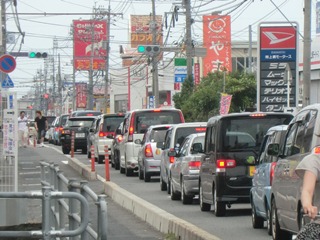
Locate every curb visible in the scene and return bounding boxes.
[67,155,221,240]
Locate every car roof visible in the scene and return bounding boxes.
[170,122,207,129]
[68,116,96,120]
[148,124,174,130]
[266,125,288,135]
[186,132,206,138]
[126,108,182,114]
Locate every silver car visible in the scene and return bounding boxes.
[170,133,205,204]
[136,125,172,182]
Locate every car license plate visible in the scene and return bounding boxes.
[76,133,85,138]
[249,166,255,176]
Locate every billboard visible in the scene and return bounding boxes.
[258,24,298,112]
[203,15,231,76]
[76,83,87,108]
[73,20,107,71]
[130,15,163,48]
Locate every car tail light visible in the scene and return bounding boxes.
[99,131,107,137]
[128,112,135,142]
[153,109,161,112]
[86,113,94,116]
[195,127,206,132]
[250,113,266,118]
[270,162,277,185]
[59,127,63,132]
[169,156,175,163]
[313,146,320,154]
[188,161,201,170]
[216,159,236,172]
[145,144,153,157]
[116,135,123,143]
[62,129,70,134]
[179,111,185,123]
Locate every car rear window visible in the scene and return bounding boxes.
[175,127,207,146]
[66,119,94,128]
[61,115,69,126]
[220,115,292,152]
[135,111,182,133]
[102,116,124,132]
[150,128,169,143]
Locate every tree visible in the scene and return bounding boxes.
[173,71,256,122]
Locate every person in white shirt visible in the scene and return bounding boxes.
[18,111,28,147]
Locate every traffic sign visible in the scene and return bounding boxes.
[0,54,16,73]
[2,75,14,88]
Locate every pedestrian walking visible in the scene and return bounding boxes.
[18,111,28,147]
[34,111,48,147]
[295,154,320,239]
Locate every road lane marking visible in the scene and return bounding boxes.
[19,172,40,175]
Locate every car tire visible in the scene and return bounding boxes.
[251,204,264,229]
[125,168,133,177]
[138,166,144,180]
[115,153,120,170]
[213,186,226,217]
[160,175,167,191]
[267,207,272,235]
[167,176,171,194]
[199,183,211,212]
[87,147,91,159]
[144,167,151,182]
[271,198,292,240]
[111,156,115,168]
[120,166,125,174]
[98,155,104,164]
[62,147,70,155]
[181,179,193,205]
[170,179,181,200]
[82,148,87,154]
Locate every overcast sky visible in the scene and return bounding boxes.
[4,0,315,96]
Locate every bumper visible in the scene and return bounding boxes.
[183,175,199,195]
[145,159,161,175]
[60,136,87,149]
[97,139,112,156]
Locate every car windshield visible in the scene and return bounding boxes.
[175,127,206,146]
[220,115,292,152]
[102,116,124,132]
[135,111,182,133]
[66,119,94,128]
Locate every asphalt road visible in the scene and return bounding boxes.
[47,143,276,240]
[18,144,164,240]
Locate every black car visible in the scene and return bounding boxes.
[60,116,96,155]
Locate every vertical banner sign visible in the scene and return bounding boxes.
[76,83,87,108]
[258,24,298,112]
[149,96,155,109]
[174,83,180,91]
[317,2,320,35]
[194,63,200,85]
[73,20,107,71]
[203,15,231,76]
[219,93,232,115]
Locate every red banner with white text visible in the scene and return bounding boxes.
[203,15,231,76]
[219,93,232,115]
[76,83,87,108]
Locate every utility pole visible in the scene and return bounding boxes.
[0,0,6,124]
[52,37,57,115]
[58,53,62,115]
[248,25,253,74]
[151,0,159,107]
[87,19,95,111]
[303,0,311,107]
[184,0,193,79]
[103,4,111,113]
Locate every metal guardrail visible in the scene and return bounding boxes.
[39,161,108,240]
[0,161,108,239]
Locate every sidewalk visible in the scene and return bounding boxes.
[18,145,164,240]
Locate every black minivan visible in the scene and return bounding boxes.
[199,112,293,216]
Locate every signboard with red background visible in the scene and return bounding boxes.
[258,24,298,112]
[73,20,107,71]
[203,15,231,76]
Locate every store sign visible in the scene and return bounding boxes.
[258,24,298,112]
[76,83,87,108]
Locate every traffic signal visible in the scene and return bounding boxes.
[137,45,160,56]
[29,52,48,58]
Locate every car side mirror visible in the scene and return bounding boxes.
[134,139,142,145]
[267,143,280,156]
[156,142,164,149]
[89,128,94,133]
[191,142,203,154]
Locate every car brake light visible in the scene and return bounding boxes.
[128,112,135,142]
[86,113,94,116]
[169,156,175,163]
[99,131,107,137]
[188,161,201,170]
[250,113,266,118]
[153,109,161,112]
[59,127,63,132]
[313,146,320,154]
[195,127,206,132]
[117,135,123,143]
[62,129,70,134]
[145,144,153,157]
[270,162,277,185]
[216,159,236,172]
